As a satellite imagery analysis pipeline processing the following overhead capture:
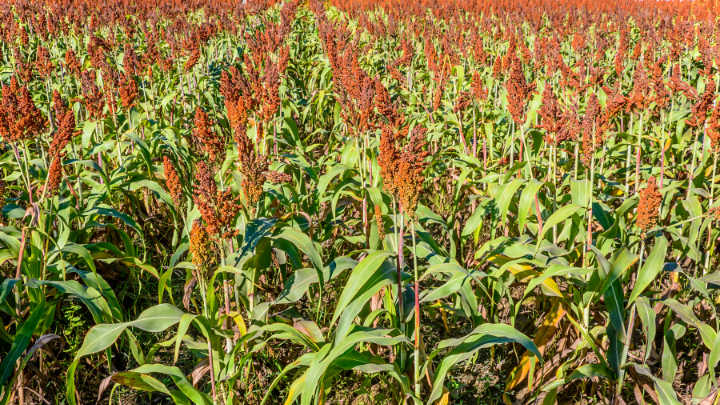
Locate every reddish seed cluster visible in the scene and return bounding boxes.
[119,74,138,109]
[35,46,54,78]
[375,205,385,242]
[80,71,105,119]
[378,125,400,198]
[46,109,76,196]
[52,89,68,119]
[580,94,602,167]
[709,207,720,221]
[686,78,716,128]
[471,72,488,102]
[0,179,5,212]
[235,131,268,208]
[184,47,201,72]
[536,84,562,144]
[505,56,534,125]
[379,125,429,219]
[190,218,213,271]
[193,107,225,165]
[637,176,662,233]
[708,103,720,153]
[193,161,243,239]
[0,78,45,142]
[396,128,429,220]
[163,156,184,209]
[267,170,292,184]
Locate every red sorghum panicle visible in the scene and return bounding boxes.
[432,73,446,112]
[708,102,720,152]
[536,84,562,143]
[119,74,138,109]
[193,160,243,238]
[123,43,138,74]
[267,170,292,184]
[0,179,5,212]
[184,47,201,72]
[378,125,400,197]
[163,156,184,208]
[52,89,68,118]
[65,49,81,76]
[471,71,488,101]
[193,160,221,235]
[505,56,534,124]
[709,207,720,221]
[46,110,75,196]
[190,218,213,270]
[555,105,580,144]
[395,127,429,220]
[278,45,290,73]
[0,80,46,142]
[626,64,650,113]
[49,110,75,157]
[35,46,54,78]
[46,157,63,196]
[193,107,225,164]
[581,93,602,167]
[80,71,105,119]
[686,78,716,128]
[637,176,662,233]
[374,76,403,128]
[454,92,472,114]
[375,204,385,242]
[260,62,281,122]
[236,130,268,207]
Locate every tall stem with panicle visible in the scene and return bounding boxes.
[688,127,698,199]
[411,220,420,397]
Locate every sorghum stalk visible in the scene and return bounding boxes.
[625,115,634,193]
[509,120,515,174]
[394,198,406,370]
[660,111,666,188]
[473,105,477,158]
[618,302,637,394]
[688,127,698,199]
[552,143,557,243]
[411,220,420,397]
[705,151,718,272]
[635,114,643,195]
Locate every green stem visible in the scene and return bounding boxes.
[411,221,420,397]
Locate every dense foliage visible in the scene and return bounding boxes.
[0,0,719,404]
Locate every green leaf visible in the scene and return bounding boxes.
[0,278,18,304]
[75,304,185,360]
[131,364,212,405]
[428,324,539,404]
[599,248,639,297]
[636,297,656,364]
[663,298,716,349]
[331,251,392,328]
[274,257,357,304]
[627,236,668,306]
[630,364,683,405]
[535,204,584,253]
[301,326,409,405]
[542,363,616,391]
[0,299,46,385]
[335,260,398,341]
[518,180,544,233]
[275,228,324,286]
[111,371,171,394]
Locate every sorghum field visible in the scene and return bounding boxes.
[0,0,719,403]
